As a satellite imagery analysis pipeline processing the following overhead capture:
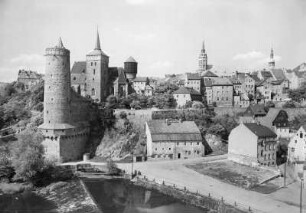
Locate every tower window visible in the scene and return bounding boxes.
[93,69,95,75]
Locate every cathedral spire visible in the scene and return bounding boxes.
[95,28,101,50]
[57,37,64,48]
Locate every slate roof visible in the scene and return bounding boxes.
[173,87,201,95]
[147,120,202,142]
[117,68,127,84]
[201,70,218,77]
[211,77,233,86]
[244,104,267,117]
[244,123,277,138]
[186,73,201,80]
[133,77,149,82]
[125,56,137,63]
[71,62,86,74]
[260,70,273,79]
[271,69,287,80]
[257,109,288,130]
[203,78,213,87]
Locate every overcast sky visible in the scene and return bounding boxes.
[0,0,305,82]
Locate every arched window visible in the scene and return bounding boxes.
[91,88,95,96]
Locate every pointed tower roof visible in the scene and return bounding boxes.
[95,29,101,50]
[125,56,137,63]
[200,40,206,54]
[57,37,64,48]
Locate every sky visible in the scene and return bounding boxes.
[0,0,305,82]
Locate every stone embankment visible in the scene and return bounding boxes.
[36,179,101,213]
[133,175,247,213]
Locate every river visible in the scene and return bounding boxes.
[83,177,208,213]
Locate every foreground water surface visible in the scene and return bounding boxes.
[83,178,208,213]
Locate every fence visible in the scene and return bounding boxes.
[132,173,265,213]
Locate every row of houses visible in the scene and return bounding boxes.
[144,105,304,170]
[172,63,306,108]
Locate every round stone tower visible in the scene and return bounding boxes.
[43,38,71,125]
[124,56,138,80]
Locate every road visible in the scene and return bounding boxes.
[117,155,306,213]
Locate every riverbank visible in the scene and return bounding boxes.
[35,179,101,213]
[133,175,245,213]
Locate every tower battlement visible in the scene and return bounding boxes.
[45,47,70,56]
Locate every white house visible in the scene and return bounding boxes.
[145,120,204,160]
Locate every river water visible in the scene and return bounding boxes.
[0,190,56,212]
[83,178,208,213]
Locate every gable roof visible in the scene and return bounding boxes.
[271,69,287,80]
[173,87,201,95]
[211,77,233,86]
[256,109,286,130]
[244,104,267,117]
[133,77,148,82]
[260,70,273,79]
[117,68,127,84]
[147,120,202,142]
[71,61,86,74]
[186,73,201,80]
[244,123,277,138]
[201,70,218,77]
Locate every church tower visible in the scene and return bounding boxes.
[268,47,275,69]
[85,30,109,102]
[198,41,208,73]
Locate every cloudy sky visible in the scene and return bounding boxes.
[0,0,305,82]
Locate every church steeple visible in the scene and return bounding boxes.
[201,40,205,53]
[268,47,275,69]
[95,29,101,50]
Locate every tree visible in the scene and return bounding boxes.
[105,95,117,109]
[192,101,205,109]
[288,82,306,103]
[183,101,193,109]
[119,111,127,119]
[283,101,296,108]
[11,130,45,182]
[130,100,141,109]
[106,158,120,175]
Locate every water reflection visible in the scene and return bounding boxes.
[83,178,207,213]
[0,190,57,212]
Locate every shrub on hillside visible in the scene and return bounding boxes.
[106,159,120,175]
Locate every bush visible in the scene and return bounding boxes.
[119,111,127,119]
[283,101,296,108]
[106,159,120,175]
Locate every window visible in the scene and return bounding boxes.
[93,69,95,75]
[91,88,95,96]
[95,62,97,66]
[300,132,303,138]
[184,142,186,146]
[73,77,76,80]
[91,62,93,66]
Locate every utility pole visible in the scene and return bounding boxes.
[284,157,287,187]
[131,151,134,179]
[300,177,303,213]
